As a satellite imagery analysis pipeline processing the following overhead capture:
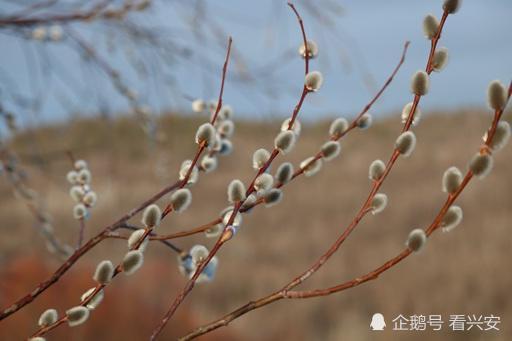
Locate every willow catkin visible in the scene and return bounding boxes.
[74,159,87,170]
[227,179,246,203]
[83,191,97,207]
[443,0,461,14]
[488,121,511,152]
[371,193,388,214]
[406,229,427,252]
[411,71,430,96]
[80,288,104,310]
[441,205,463,232]
[122,250,144,275]
[369,159,386,181]
[329,117,349,137]
[298,40,318,59]
[422,14,439,39]
[142,204,161,228]
[128,229,149,252]
[321,141,341,161]
[469,153,493,179]
[487,80,507,111]
[254,173,274,192]
[300,157,322,177]
[73,204,87,220]
[38,309,58,327]
[274,130,296,154]
[221,207,243,227]
[304,71,323,91]
[66,306,89,327]
[356,114,372,130]
[200,155,218,173]
[263,188,283,208]
[93,260,114,284]
[252,148,271,169]
[280,118,301,136]
[401,102,421,125]
[275,162,294,185]
[192,99,206,113]
[217,120,235,138]
[170,188,192,213]
[442,166,463,194]
[432,47,449,72]
[395,131,417,157]
[195,123,216,146]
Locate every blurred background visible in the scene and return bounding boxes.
[0,0,511,340]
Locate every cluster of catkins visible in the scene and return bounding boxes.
[67,160,97,221]
[29,25,63,42]
[402,0,511,253]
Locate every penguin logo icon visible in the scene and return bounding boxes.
[370,313,386,331]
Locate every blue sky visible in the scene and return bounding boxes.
[0,0,510,126]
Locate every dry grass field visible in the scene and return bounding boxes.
[0,109,511,340]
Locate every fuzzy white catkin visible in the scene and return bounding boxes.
[93,260,114,284]
[401,102,421,125]
[329,117,349,137]
[356,114,372,130]
[78,169,91,184]
[274,130,296,154]
[252,149,271,169]
[67,171,79,185]
[280,118,301,136]
[305,71,323,91]
[300,157,322,177]
[487,80,507,111]
[29,337,46,341]
[219,139,233,156]
[228,180,246,203]
[221,208,243,227]
[200,155,218,173]
[298,40,318,59]
[142,204,161,228]
[80,288,104,310]
[240,193,257,212]
[371,193,388,214]
[74,159,87,170]
[469,153,493,179]
[432,47,449,72]
[179,160,199,184]
[411,71,430,96]
[395,131,417,157]
[218,105,234,120]
[488,121,511,151]
[254,173,274,192]
[422,14,439,39]
[275,162,294,184]
[69,186,84,202]
[218,120,235,138]
[170,188,192,213]
[441,205,463,232]
[73,204,87,220]
[442,166,463,194]
[38,309,58,327]
[123,250,144,275]
[128,229,149,252]
[192,99,206,113]
[66,306,89,327]
[205,224,223,238]
[369,159,386,181]
[31,26,46,40]
[195,123,216,146]
[190,245,209,262]
[83,191,97,207]
[406,229,427,252]
[443,0,461,14]
[321,141,341,161]
[263,188,283,207]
